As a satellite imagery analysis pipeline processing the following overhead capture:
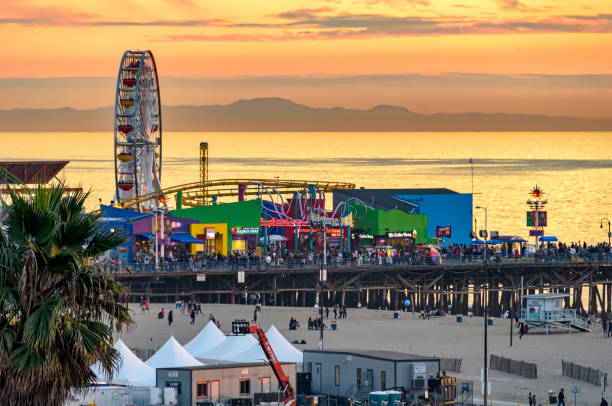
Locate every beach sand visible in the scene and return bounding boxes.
[117,303,611,405]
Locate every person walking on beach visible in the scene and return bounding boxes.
[325,306,329,319]
[168,310,174,326]
[253,307,258,323]
[601,397,609,406]
[333,305,338,319]
[528,392,533,406]
[190,309,196,325]
[602,319,608,338]
[558,388,565,406]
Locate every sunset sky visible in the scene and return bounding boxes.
[1,0,611,116]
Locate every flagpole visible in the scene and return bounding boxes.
[470,158,474,197]
[470,158,474,232]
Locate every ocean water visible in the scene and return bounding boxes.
[1,131,611,244]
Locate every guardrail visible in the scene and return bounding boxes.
[99,252,612,274]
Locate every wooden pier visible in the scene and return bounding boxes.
[114,261,612,316]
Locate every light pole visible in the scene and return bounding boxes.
[319,222,327,349]
[475,205,488,406]
[601,218,611,251]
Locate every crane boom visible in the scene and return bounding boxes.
[232,320,296,405]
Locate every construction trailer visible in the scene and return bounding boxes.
[156,362,297,406]
[303,349,440,404]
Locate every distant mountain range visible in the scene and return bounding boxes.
[1,97,611,131]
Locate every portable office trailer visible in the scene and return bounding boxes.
[303,350,439,401]
[156,362,297,406]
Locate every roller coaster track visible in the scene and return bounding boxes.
[120,178,355,209]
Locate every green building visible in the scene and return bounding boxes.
[170,199,261,255]
[351,204,428,245]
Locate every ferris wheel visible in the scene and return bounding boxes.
[113,50,162,211]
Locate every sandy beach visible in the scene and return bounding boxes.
[117,303,611,405]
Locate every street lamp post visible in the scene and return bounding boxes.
[475,205,488,406]
[319,222,327,349]
[601,218,611,252]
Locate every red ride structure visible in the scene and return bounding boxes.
[232,320,296,406]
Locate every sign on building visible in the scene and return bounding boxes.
[436,226,451,238]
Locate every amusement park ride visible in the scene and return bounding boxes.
[112,50,358,222]
[113,50,162,211]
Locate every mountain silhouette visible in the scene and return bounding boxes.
[1,97,611,131]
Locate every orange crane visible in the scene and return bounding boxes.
[232,320,296,405]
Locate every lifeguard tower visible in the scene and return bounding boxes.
[521,293,593,334]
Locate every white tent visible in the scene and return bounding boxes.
[184,320,227,356]
[195,334,257,361]
[91,339,156,386]
[265,325,303,365]
[145,336,204,369]
[225,325,303,368]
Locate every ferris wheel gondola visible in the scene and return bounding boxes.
[113,50,162,211]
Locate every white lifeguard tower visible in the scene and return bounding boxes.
[521,293,594,334]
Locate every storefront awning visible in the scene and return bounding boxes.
[170,233,204,244]
[137,233,156,240]
[498,236,527,243]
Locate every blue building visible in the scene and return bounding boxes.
[98,205,153,264]
[334,188,473,245]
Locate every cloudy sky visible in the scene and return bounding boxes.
[1,0,611,116]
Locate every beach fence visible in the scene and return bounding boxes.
[489,354,537,379]
[561,360,608,387]
[440,357,462,373]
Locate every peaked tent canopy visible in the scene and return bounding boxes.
[91,339,155,386]
[184,320,227,356]
[145,336,204,369]
[195,334,257,360]
[265,325,303,364]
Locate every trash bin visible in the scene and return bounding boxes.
[487,318,494,325]
[393,312,400,319]
[331,321,337,330]
[456,315,463,323]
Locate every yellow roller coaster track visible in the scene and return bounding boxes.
[120,178,355,209]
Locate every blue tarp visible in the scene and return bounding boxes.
[472,239,485,244]
[170,233,204,244]
[486,239,503,245]
[539,236,558,242]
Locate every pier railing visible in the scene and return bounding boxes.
[101,251,612,274]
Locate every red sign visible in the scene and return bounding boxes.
[436,226,451,238]
[260,218,310,227]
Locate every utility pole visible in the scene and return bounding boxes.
[154,210,159,270]
[476,205,488,406]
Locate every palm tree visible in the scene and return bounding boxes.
[0,185,133,406]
